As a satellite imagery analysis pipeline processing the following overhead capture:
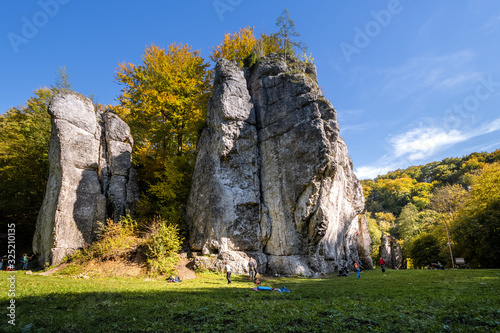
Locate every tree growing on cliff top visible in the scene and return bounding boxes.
[210,26,256,65]
[211,26,285,67]
[115,43,212,224]
[276,8,307,61]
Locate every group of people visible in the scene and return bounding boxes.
[224,257,258,284]
[339,258,386,279]
[225,257,389,283]
[0,253,32,270]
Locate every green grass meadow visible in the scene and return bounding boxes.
[1,269,499,332]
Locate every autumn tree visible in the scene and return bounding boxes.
[115,43,212,224]
[253,32,282,57]
[453,163,500,267]
[210,27,256,65]
[431,184,468,267]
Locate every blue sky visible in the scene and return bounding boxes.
[1,1,499,179]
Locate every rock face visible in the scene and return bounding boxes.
[186,56,366,276]
[356,215,374,269]
[379,234,403,269]
[33,92,138,266]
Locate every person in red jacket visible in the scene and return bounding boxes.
[379,258,386,273]
[354,261,361,279]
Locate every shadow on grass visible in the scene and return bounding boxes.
[5,270,500,333]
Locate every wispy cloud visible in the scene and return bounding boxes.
[340,122,375,134]
[391,127,466,161]
[478,14,500,34]
[355,164,398,180]
[392,119,500,161]
[378,51,478,100]
[354,117,500,179]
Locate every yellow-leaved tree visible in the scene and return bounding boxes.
[115,44,212,225]
[210,26,256,65]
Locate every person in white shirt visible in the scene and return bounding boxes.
[225,262,232,284]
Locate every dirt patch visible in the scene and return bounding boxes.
[38,263,71,276]
[79,257,147,277]
[176,258,196,280]
[39,253,197,279]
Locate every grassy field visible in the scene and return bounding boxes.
[0,269,498,332]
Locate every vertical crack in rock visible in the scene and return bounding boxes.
[32,92,138,266]
[186,55,368,276]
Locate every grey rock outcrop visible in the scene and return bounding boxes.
[379,234,403,269]
[357,215,374,269]
[33,92,138,266]
[186,56,366,276]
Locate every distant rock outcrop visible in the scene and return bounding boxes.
[357,215,374,269]
[186,56,366,276]
[379,234,403,269]
[33,92,138,266]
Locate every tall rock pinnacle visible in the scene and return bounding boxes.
[186,55,368,276]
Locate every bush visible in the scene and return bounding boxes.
[144,217,183,276]
[243,52,259,68]
[408,233,444,268]
[69,215,140,262]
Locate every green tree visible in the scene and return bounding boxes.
[396,203,419,242]
[53,66,72,91]
[431,184,468,268]
[367,216,382,263]
[115,43,212,225]
[453,163,500,267]
[276,8,307,62]
[0,87,56,248]
[408,233,444,268]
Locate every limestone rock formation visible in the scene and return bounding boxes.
[33,92,138,266]
[357,215,374,269]
[379,234,403,269]
[186,56,366,276]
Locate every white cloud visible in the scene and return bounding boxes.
[391,127,466,161]
[354,117,500,179]
[355,164,397,180]
[391,118,500,161]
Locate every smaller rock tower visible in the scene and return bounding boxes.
[33,92,138,266]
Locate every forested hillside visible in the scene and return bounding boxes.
[362,150,500,268]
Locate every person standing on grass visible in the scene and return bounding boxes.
[21,253,32,270]
[379,258,386,273]
[354,261,361,279]
[225,262,232,284]
[248,257,257,280]
[0,255,7,270]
